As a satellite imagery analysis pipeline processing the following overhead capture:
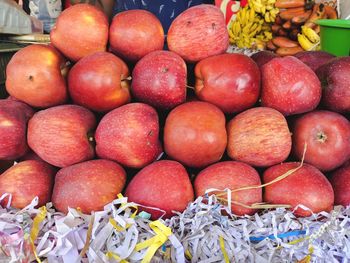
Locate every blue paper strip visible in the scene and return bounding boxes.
[249,230,307,243]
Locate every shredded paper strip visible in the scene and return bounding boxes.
[226,45,260,56]
[0,193,349,263]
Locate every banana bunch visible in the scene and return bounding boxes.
[228,0,279,49]
[249,0,280,22]
[228,5,273,49]
[297,26,320,51]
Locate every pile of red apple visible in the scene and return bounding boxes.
[0,4,349,220]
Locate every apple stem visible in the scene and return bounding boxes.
[60,61,71,77]
[316,132,327,143]
[186,85,195,90]
[87,131,95,147]
[122,76,132,81]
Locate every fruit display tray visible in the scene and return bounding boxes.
[1,1,349,262]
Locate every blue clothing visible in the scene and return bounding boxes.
[113,0,212,33]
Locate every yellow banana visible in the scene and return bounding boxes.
[235,10,240,22]
[243,21,254,34]
[253,17,260,23]
[249,23,262,37]
[250,22,259,32]
[244,37,252,47]
[254,38,265,45]
[264,31,272,39]
[230,21,235,33]
[256,23,263,33]
[264,12,271,23]
[270,8,279,15]
[237,39,245,48]
[269,11,276,22]
[240,8,247,24]
[298,33,315,51]
[245,7,251,24]
[249,8,256,22]
[254,38,266,50]
[233,21,241,35]
[237,8,242,22]
[256,0,262,4]
[255,5,261,13]
[228,27,235,38]
[301,26,320,44]
[256,34,265,40]
[252,0,263,13]
[228,23,233,33]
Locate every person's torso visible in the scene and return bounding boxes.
[113,0,212,33]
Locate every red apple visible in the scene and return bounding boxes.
[330,162,350,206]
[68,52,130,112]
[125,160,194,219]
[5,44,68,108]
[292,110,350,172]
[3,97,34,120]
[164,101,227,168]
[261,56,321,116]
[167,5,229,63]
[294,51,335,72]
[52,159,126,214]
[95,103,162,169]
[250,51,278,68]
[0,99,34,160]
[131,51,187,110]
[0,160,54,209]
[263,162,334,217]
[194,53,261,113]
[227,107,291,167]
[194,161,262,216]
[50,4,108,62]
[316,57,350,113]
[28,105,96,168]
[109,10,164,62]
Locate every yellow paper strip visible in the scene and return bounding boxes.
[30,206,47,263]
[219,236,230,263]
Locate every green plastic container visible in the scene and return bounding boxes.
[316,19,350,57]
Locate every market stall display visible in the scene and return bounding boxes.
[0,0,43,34]
[0,0,350,262]
[225,0,339,53]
